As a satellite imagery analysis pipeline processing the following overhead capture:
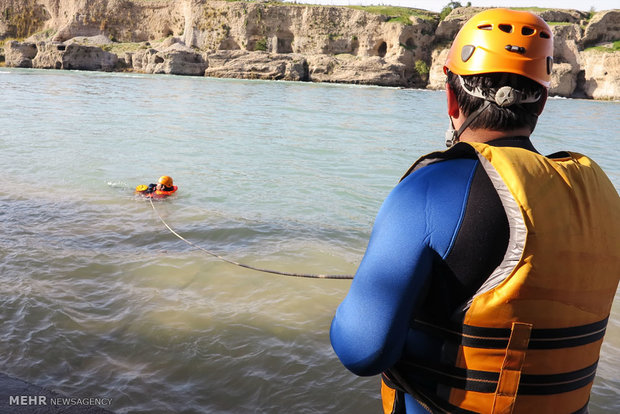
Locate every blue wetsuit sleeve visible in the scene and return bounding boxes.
[330,158,478,376]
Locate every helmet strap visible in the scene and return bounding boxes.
[445,100,492,147]
[458,75,542,107]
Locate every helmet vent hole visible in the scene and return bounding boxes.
[499,24,513,33]
[540,31,551,39]
[477,24,492,30]
[521,26,535,36]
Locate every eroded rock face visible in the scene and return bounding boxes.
[550,63,578,97]
[205,50,307,81]
[427,47,449,90]
[434,7,485,42]
[132,43,207,76]
[307,54,406,86]
[582,10,620,48]
[4,41,37,67]
[580,50,620,100]
[31,41,64,69]
[1,2,618,98]
[427,8,619,99]
[30,42,117,71]
[537,9,587,24]
[62,43,117,71]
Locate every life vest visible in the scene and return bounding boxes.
[139,185,178,198]
[152,185,178,197]
[383,142,620,414]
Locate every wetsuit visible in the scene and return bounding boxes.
[330,137,619,413]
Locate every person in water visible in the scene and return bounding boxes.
[145,175,175,194]
[136,176,177,197]
[330,9,620,414]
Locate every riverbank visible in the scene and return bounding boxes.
[1,1,619,97]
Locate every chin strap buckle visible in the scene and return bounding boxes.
[445,127,458,148]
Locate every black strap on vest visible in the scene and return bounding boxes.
[411,317,609,350]
[394,317,608,400]
[395,358,598,396]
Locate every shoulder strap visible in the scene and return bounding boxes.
[400,143,478,182]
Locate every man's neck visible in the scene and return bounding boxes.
[458,126,532,143]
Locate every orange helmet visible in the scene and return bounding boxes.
[444,9,553,87]
[158,176,173,187]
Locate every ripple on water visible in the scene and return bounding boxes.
[0,69,618,413]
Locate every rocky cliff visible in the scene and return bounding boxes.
[1,0,618,99]
[427,7,620,100]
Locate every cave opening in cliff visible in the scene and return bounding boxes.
[276,31,294,53]
[377,41,387,58]
[219,38,240,50]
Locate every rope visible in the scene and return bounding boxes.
[149,198,354,280]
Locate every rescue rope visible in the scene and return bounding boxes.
[149,198,354,280]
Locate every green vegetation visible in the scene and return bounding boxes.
[414,59,429,77]
[439,2,471,21]
[254,37,268,51]
[587,7,597,20]
[585,40,620,52]
[222,0,311,6]
[348,6,437,24]
[195,1,439,25]
[2,5,48,39]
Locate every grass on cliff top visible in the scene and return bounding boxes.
[221,1,438,23]
[585,40,620,52]
[348,6,438,23]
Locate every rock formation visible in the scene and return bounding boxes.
[205,50,307,81]
[427,8,619,99]
[1,1,618,99]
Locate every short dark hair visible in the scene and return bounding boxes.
[447,71,546,133]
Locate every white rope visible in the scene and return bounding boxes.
[149,198,354,280]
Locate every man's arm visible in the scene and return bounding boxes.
[330,158,479,376]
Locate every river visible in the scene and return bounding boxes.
[0,68,618,413]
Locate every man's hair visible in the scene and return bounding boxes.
[447,71,546,133]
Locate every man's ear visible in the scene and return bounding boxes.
[446,83,460,118]
[536,89,548,115]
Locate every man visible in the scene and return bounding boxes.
[330,9,620,414]
[136,175,178,198]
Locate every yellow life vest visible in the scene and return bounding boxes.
[384,142,620,414]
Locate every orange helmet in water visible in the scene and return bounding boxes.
[444,8,554,87]
[158,176,173,187]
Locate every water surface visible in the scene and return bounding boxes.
[1,68,618,413]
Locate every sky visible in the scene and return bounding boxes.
[282,0,617,13]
